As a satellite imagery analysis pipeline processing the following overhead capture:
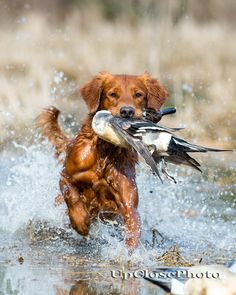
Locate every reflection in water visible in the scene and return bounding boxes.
[0,263,163,295]
[69,281,128,295]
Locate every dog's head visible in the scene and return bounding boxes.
[80,72,168,118]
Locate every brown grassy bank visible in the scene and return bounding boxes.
[0,6,235,148]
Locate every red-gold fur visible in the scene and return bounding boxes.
[37,72,168,252]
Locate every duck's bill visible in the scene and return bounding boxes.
[160,107,176,116]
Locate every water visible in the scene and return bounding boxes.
[0,139,235,294]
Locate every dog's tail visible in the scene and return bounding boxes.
[36,106,71,158]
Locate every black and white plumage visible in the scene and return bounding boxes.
[127,120,230,182]
[144,261,236,295]
[92,110,164,182]
[92,110,231,183]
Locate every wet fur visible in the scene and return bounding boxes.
[37,72,168,251]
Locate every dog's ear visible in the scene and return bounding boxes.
[80,72,111,114]
[139,73,168,110]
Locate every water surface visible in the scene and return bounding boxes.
[0,141,235,294]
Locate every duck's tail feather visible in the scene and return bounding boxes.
[171,137,232,153]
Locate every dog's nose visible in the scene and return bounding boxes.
[120,106,135,118]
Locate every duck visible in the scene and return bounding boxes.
[92,110,231,183]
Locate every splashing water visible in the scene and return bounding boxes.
[0,142,64,233]
[0,139,235,294]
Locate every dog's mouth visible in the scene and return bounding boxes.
[104,108,142,119]
[116,111,142,119]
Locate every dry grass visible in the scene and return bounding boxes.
[0,11,235,148]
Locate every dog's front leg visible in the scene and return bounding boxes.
[60,172,90,235]
[107,171,141,252]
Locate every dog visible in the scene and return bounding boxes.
[37,72,168,252]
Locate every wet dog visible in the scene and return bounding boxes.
[37,72,168,251]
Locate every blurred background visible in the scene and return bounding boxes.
[0,4,235,293]
[0,0,235,148]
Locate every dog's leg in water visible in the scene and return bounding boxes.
[107,170,141,254]
[123,205,141,254]
[60,173,90,236]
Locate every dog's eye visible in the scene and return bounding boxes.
[135,92,143,98]
[110,92,118,98]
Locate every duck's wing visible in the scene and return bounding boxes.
[126,121,183,138]
[110,117,163,183]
